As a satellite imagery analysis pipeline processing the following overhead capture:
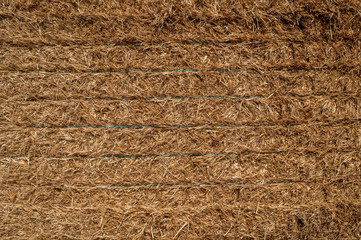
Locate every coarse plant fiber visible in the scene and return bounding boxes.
[0,0,361,239]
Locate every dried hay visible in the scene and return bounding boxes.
[0,0,360,239]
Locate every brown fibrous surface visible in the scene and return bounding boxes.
[0,0,361,239]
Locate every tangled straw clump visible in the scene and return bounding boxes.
[0,0,361,239]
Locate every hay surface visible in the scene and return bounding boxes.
[1,0,361,45]
[1,42,361,72]
[0,70,360,101]
[0,0,361,239]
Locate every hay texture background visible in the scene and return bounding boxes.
[1,0,361,239]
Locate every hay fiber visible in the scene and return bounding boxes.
[0,0,361,239]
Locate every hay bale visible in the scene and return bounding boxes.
[0,0,360,239]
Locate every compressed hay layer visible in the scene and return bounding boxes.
[1,96,360,127]
[1,124,360,156]
[1,0,361,239]
[1,70,361,101]
[1,151,360,186]
[2,41,361,72]
[1,202,360,239]
[2,181,360,209]
[1,0,361,45]
[1,183,360,239]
